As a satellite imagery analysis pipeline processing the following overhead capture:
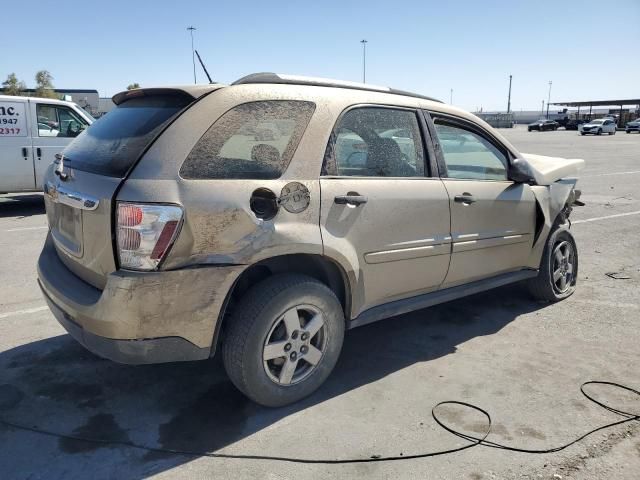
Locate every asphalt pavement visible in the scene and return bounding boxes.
[1,126,639,479]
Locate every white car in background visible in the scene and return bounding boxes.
[579,118,617,135]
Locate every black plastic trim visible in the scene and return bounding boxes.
[349,269,538,329]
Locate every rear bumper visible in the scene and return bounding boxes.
[38,233,244,364]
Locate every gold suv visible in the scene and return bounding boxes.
[38,74,584,406]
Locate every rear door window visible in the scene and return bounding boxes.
[62,94,192,177]
[324,107,425,177]
[180,100,315,180]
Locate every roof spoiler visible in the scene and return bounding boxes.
[112,85,224,106]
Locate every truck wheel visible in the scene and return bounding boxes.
[527,227,578,302]
[222,274,345,407]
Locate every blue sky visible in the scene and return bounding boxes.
[3,0,639,111]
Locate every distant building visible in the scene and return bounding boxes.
[98,97,116,117]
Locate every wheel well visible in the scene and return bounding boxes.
[212,254,350,354]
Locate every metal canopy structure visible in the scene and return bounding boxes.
[550,99,639,127]
[550,99,640,107]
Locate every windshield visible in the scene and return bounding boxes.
[62,94,191,177]
[590,119,604,124]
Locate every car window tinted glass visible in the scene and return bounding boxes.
[434,121,508,181]
[37,104,88,138]
[181,101,315,180]
[62,95,191,177]
[327,107,424,177]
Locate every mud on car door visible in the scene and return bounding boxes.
[427,113,536,287]
[320,106,452,318]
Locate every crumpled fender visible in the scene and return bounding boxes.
[520,153,585,185]
[526,179,580,269]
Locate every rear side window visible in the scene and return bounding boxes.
[324,107,425,177]
[62,95,191,177]
[180,101,315,180]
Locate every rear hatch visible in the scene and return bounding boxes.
[43,87,218,289]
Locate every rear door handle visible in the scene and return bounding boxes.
[335,193,368,206]
[22,147,29,160]
[454,193,476,204]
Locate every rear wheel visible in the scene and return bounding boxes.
[527,227,578,302]
[222,274,345,407]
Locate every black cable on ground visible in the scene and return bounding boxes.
[0,381,638,464]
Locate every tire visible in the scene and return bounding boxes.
[580,132,586,136]
[597,129,602,135]
[222,274,345,407]
[527,227,578,302]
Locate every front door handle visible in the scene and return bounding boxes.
[22,147,29,160]
[454,193,476,204]
[36,147,42,159]
[335,193,368,206]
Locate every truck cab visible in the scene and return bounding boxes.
[0,95,93,193]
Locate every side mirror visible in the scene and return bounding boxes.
[510,157,535,184]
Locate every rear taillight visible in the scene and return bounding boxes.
[116,202,183,271]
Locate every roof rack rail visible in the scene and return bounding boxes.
[232,73,443,103]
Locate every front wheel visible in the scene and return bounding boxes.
[222,274,345,407]
[527,227,578,302]
[597,129,602,135]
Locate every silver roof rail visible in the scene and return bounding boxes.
[232,73,442,103]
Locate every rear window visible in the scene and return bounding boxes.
[62,95,191,177]
[180,100,315,180]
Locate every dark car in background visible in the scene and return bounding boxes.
[528,119,559,132]
[625,119,640,133]
[564,119,587,131]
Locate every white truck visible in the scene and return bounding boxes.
[0,95,93,193]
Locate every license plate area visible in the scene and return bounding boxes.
[50,202,83,257]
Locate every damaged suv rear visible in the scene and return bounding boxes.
[38,74,584,406]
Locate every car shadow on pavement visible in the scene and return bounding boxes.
[0,285,544,478]
[0,194,45,218]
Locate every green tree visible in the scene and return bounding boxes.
[34,70,57,98]
[127,83,140,90]
[2,73,26,96]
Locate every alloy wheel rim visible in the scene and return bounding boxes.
[552,240,575,293]
[263,304,327,386]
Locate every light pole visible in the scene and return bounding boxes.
[450,88,453,104]
[507,74,512,114]
[546,80,552,119]
[187,26,197,84]
[541,100,545,118]
[360,39,367,83]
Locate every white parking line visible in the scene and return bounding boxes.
[4,226,48,232]
[572,210,640,224]
[0,306,48,319]
[582,170,640,178]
